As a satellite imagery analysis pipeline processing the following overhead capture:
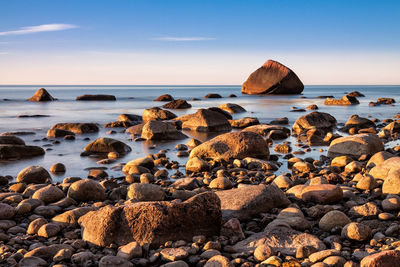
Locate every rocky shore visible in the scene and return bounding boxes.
[1,86,400,267]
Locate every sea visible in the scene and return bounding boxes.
[0,85,399,182]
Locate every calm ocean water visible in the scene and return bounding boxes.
[0,85,399,182]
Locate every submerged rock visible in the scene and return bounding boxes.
[27,88,55,101]
[189,131,269,161]
[241,59,304,95]
[76,94,116,101]
[84,137,132,154]
[78,192,221,247]
[50,123,99,134]
[0,144,45,160]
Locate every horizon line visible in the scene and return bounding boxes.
[0,84,400,87]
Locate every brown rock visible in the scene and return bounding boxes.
[328,134,383,158]
[175,109,231,132]
[50,123,99,134]
[0,135,25,145]
[141,120,187,140]
[0,203,14,219]
[32,185,64,203]
[127,183,165,201]
[67,179,106,202]
[52,207,97,227]
[142,107,177,122]
[341,222,371,241]
[360,250,400,267]
[28,88,55,101]
[76,94,116,101]
[229,117,260,128]
[324,95,359,105]
[38,222,61,237]
[163,99,192,109]
[154,94,174,101]
[0,144,45,160]
[241,60,304,95]
[84,137,131,154]
[17,166,51,184]
[218,103,246,114]
[319,210,351,232]
[292,112,337,135]
[301,184,343,204]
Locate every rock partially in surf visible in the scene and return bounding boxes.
[104,121,135,128]
[229,117,260,128]
[142,107,177,122]
[126,123,144,135]
[0,135,25,145]
[84,137,132,154]
[162,99,192,109]
[76,94,116,101]
[17,166,51,184]
[292,112,337,135]
[47,128,75,138]
[118,114,142,122]
[347,91,365,97]
[243,124,290,139]
[154,94,174,101]
[189,131,269,161]
[204,93,222,99]
[342,115,375,133]
[27,88,55,102]
[218,103,246,114]
[50,123,99,134]
[0,145,45,160]
[328,134,383,158]
[141,120,187,140]
[175,109,231,132]
[241,60,304,95]
[324,95,359,105]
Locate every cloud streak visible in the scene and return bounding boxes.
[0,24,78,36]
[153,36,215,41]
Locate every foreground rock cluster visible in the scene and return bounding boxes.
[2,88,400,267]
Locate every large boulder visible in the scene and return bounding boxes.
[327,134,383,158]
[301,184,343,204]
[360,250,400,267]
[241,60,304,95]
[367,151,395,169]
[369,157,400,179]
[141,121,187,140]
[175,109,231,132]
[233,226,325,256]
[292,112,337,135]
[84,137,131,154]
[27,88,55,101]
[0,135,25,145]
[17,166,51,184]
[76,94,116,101]
[142,107,177,122]
[50,123,99,134]
[189,131,269,161]
[67,179,106,202]
[78,192,221,247]
[0,145,45,160]
[215,184,289,221]
[127,183,165,201]
[343,115,375,132]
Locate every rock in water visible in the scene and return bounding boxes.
[17,166,51,184]
[50,123,99,134]
[292,112,337,135]
[78,192,221,247]
[142,107,177,122]
[324,95,359,105]
[175,109,231,132]
[27,88,55,101]
[327,134,383,158]
[84,137,132,154]
[189,131,269,161]
[162,99,192,109]
[141,121,187,140]
[215,184,289,220]
[76,94,116,101]
[0,145,45,160]
[241,60,304,95]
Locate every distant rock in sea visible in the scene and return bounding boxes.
[27,88,55,102]
[241,60,304,95]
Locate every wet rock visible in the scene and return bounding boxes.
[154,94,174,101]
[0,135,25,145]
[50,163,66,173]
[218,103,246,114]
[163,99,192,109]
[0,203,14,219]
[233,226,325,256]
[301,184,343,204]
[50,123,99,134]
[343,115,375,133]
[47,128,75,138]
[118,113,142,122]
[79,192,221,247]
[76,94,116,100]
[122,157,154,174]
[141,120,187,140]
[32,185,64,203]
[229,117,259,128]
[0,144,45,160]
[84,137,132,154]
[292,112,337,135]
[306,104,318,110]
[341,222,371,241]
[209,176,233,190]
[117,241,142,259]
[215,184,289,220]
[126,123,144,135]
[142,107,177,122]
[190,131,269,161]
[241,59,304,95]
[204,93,222,98]
[28,88,55,101]
[67,179,106,202]
[328,134,383,158]
[319,210,351,232]
[127,183,165,201]
[360,250,400,267]
[175,109,231,132]
[324,95,359,105]
[17,166,51,184]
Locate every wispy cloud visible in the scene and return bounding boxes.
[0,24,78,36]
[153,36,215,41]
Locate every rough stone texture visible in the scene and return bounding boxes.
[233,226,325,256]
[301,184,343,204]
[78,192,221,247]
[292,112,337,135]
[84,137,132,154]
[218,103,246,114]
[229,117,260,128]
[189,131,269,161]
[118,113,142,122]
[76,94,116,101]
[319,210,351,232]
[341,222,371,241]
[154,94,174,101]
[382,169,400,194]
[175,109,231,132]
[16,166,51,184]
[243,124,290,139]
[52,207,97,227]
[0,144,45,160]
[324,95,360,105]
[215,184,289,221]
[162,99,192,109]
[122,157,154,175]
[241,60,304,95]
[28,88,55,101]
[360,250,400,267]
[185,157,211,173]
[141,120,187,140]
[50,123,99,134]
[343,115,375,132]
[47,128,75,138]
[67,179,106,202]
[142,107,177,122]
[0,203,14,219]
[367,151,395,169]
[126,183,165,201]
[32,185,64,203]
[328,134,383,158]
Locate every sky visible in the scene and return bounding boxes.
[0,0,399,85]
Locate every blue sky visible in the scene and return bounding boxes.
[0,0,399,84]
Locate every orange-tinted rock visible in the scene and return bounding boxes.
[27,88,55,101]
[360,250,400,267]
[301,184,343,204]
[241,60,304,95]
